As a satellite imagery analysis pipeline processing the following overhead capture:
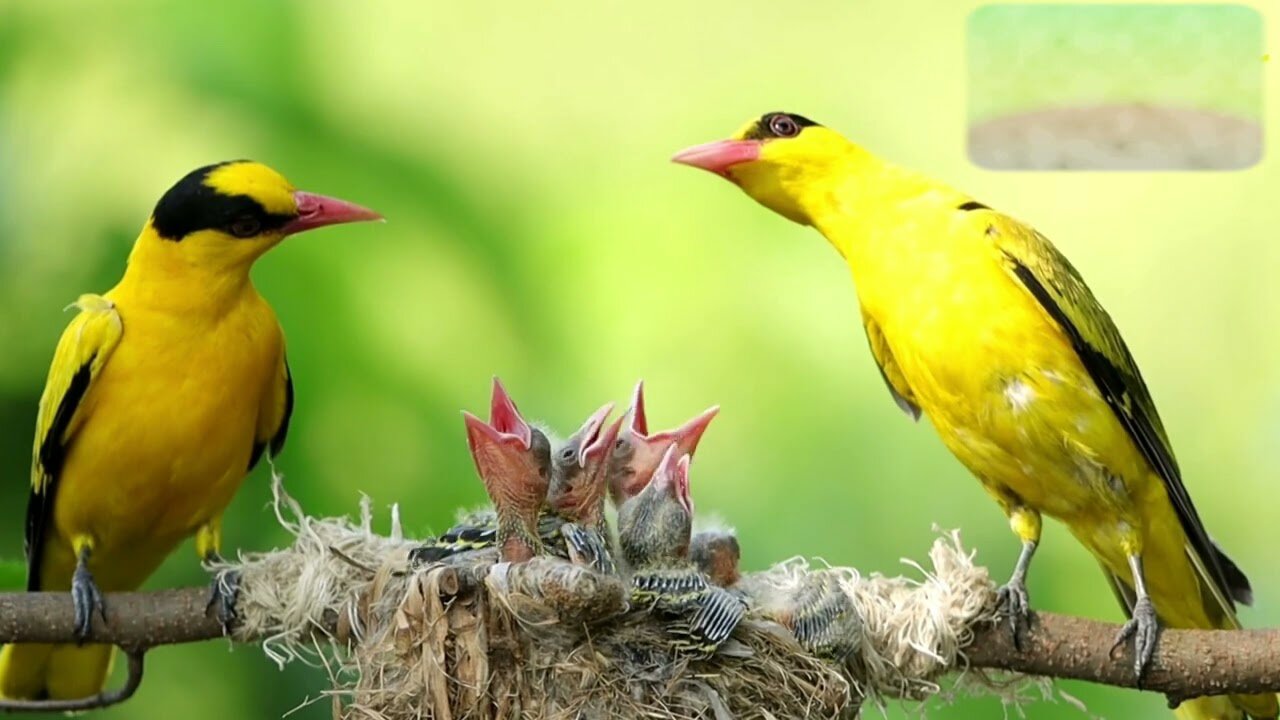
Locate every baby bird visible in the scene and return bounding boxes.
[550,411,625,574]
[547,403,618,532]
[606,382,731,588]
[414,402,616,563]
[461,378,552,563]
[618,446,745,656]
[608,381,718,507]
[689,528,742,588]
[742,569,860,661]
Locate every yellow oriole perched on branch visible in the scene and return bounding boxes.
[0,161,380,701]
[674,113,1275,720]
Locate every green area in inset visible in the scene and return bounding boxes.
[968,4,1264,122]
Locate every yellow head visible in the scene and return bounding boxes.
[135,160,381,273]
[671,112,866,225]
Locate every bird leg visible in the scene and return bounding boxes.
[995,502,1040,648]
[70,544,106,643]
[1110,554,1159,684]
[995,539,1036,648]
[202,551,240,635]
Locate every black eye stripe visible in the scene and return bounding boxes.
[151,162,295,241]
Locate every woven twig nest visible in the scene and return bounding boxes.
[350,556,851,719]
[220,477,1004,720]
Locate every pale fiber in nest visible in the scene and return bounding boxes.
[220,475,1022,719]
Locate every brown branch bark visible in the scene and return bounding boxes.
[964,613,1280,702]
[1,589,1278,712]
[0,589,225,648]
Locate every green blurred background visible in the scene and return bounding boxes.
[0,1,1277,717]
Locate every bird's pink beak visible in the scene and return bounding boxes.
[650,405,720,459]
[583,414,624,474]
[675,453,693,516]
[649,446,694,516]
[463,379,547,517]
[628,380,719,452]
[463,378,533,459]
[613,381,720,501]
[573,402,616,466]
[629,380,650,435]
[488,378,533,445]
[283,190,383,235]
[671,139,761,177]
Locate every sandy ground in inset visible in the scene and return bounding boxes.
[968,104,1262,170]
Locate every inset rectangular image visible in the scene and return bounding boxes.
[968,4,1264,170]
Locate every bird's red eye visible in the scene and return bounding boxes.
[229,217,261,238]
[768,114,800,138]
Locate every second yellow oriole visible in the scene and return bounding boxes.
[674,112,1275,720]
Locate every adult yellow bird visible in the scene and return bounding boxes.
[673,113,1274,720]
[0,161,381,701]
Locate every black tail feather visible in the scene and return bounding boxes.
[1211,539,1253,607]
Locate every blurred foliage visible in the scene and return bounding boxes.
[0,1,1278,718]
[0,560,22,591]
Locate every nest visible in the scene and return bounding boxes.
[218,475,1006,720]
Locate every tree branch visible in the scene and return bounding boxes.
[964,613,1280,702]
[0,589,224,648]
[0,589,251,714]
[2,588,1278,712]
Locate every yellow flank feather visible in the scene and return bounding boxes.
[0,161,378,701]
[675,114,1275,720]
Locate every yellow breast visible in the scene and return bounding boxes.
[50,287,282,588]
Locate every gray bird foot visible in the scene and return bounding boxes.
[206,569,241,635]
[1110,596,1159,685]
[994,577,1031,649]
[71,562,107,643]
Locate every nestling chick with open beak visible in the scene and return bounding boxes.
[548,403,618,531]
[413,401,618,565]
[609,381,739,586]
[549,409,625,573]
[607,381,718,507]
[461,378,552,563]
[617,446,746,656]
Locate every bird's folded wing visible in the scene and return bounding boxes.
[681,585,746,653]
[249,350,294,471]
[992,218,1243,611]
[561,522,616,575]
[861,310,921,421]
[27,294,123,590]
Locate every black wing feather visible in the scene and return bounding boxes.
[873,360,921,421]
[1005,250,1243,608]
[249,357,294,471]
[26,359,94,591]
[269,358,294,458]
